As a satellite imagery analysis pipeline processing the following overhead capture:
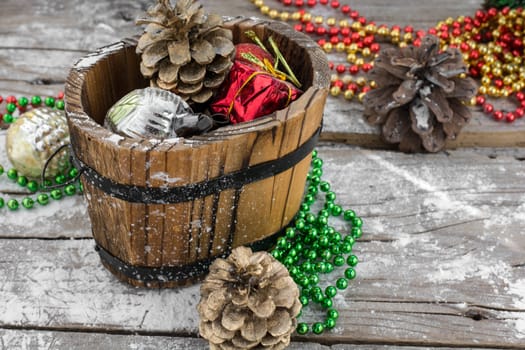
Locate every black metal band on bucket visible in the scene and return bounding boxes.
[71,127,320,204]
[94,225,285,283]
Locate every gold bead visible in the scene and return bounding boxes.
[351,22,362,30]
[302,13,312,22]
[377,27,389,36]
[365,24,377,34]
[269,9,279,18]
[509,9,518,18]
[498,17,507,26]
[488,86,498,96]
[462,53,470,62]
[502,89,510,97]
[459,73,467,79]
[492,67,502,77]
[356,77,367,86]
[339,20,349,28]
[291,12,301,20]
[342,75,353,84]
[403,32,413,43]
[370,80,377,88]
[280,12,290,21]
[260,5,270,14]
[442,44,449,51]
[468,96,477,106]
[513,82,523,92]
[481,76,491,86]
[336,42,346,52]
[330,86,341,96]
[485,55,495,64]
[504,52,514,63]
[347,43,358,53]
[323,43,333,53]
[355,58,364,66]
[478,45,488,55]
[358,30,366,38]
[362,48,371,57]
[346,53,357,63]
[479,86,487,94]
[492,29,501,39]
[390,29,400,38]
[514,56,522,65]
[358,92,367,102]
[481,65,491,75]
[326,17,336,26]
[254,0,264,7]
[457,16,465,23]
[391,36,400,45]
[516,17,523,26]
[344,90,355,100]
[398,41,408,48]
[493,45,503,55]
[314,16,324,25]
[503,76,514,86]
[330,74,339,83]
[446,17,454,25]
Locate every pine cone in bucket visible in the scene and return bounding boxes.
[363,35,478,152]
[136,0,235,104]
[198,246,301,350]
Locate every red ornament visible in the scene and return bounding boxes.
[235,43,275,68]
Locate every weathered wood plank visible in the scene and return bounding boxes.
[0,329,507,350]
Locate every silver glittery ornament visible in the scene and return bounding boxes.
[104,87,212,139]
[6,107,70,178]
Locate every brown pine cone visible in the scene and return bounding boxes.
[197,246,301,350]
[136,0,235,105]
[363,35,478,152]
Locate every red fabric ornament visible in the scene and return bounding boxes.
[210,60,302,124]
[235,43,275,68]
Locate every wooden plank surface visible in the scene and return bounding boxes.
[1,0,525,348]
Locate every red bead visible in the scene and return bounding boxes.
[330,0,339,8]
[488,8,498,17]
[294,24,303,32]
[493,110,504,121]
[483,103,494,113]
[440,31,449,40]
[347,83,358,92]
[17,106,26,113]
[0,96,3,104]
[318,39,327,46]
[341,27,350,36]
[363,35,374,46]
[473,19,481,28]
[350,10,359,20]
[416,30,426,38]
[521,100,525,108]
[341,5,350,14]
[358,17,367,25]
[516,91,525,101]
[362,86,371,93]
[452,28,461,37]
[330,36,339,44]
[413,38,421,47]
[506,112,516,123]
[362,63,373,72]
[469,67,479,77]
[475,95,486,105]
[57,91,65,99]
[357,41,364,49]
[6,95,16,104]
[404,25,414,33]
[515,108,525,118]
[502,6,510,15]
[351,32,360,42]
[333,80,344,88]
[370,43,380,53]
[391,25,401,31]
[464,23,473,32]
[295,0,304,7]
[428,28,437,35]
[329,27,339,35]
[440,24,449,32]
[452,21,461,29]
[460,42,470,52]
[317,27,327,35]
[319,0,328,3]
[494,79,503,88]
[307,0,317,6]
[336,64,346,73]
[306,24,315,33]
[349,65,359,74]
[342,37,351,45]
[464,16,473,24]
[283,0,292,5]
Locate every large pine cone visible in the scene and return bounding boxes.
[198,246,301,350]
[136,0,235,104]
[363,35,478,152]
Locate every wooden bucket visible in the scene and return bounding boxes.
[65,17,329,287]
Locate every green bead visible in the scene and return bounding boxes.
[0,198,4,208]
[294,242,304,252]
[325,317,336,330]
[295,218,306,230]
[45,96,55,107]
[296,211,306,220]
[324,201,335,211]
[271,250,282,259]
[319,181,330,192]
[352,216,363,228]
[27,181,39,192]
[315,261,326,273]
[55,100,65,110]
[321,249,332,261]
[2,114,14,123]
[331,205,343,216]
[341,242,353,254]
[336,277,348,289]
[325,262,334,273]
[318,235,329,248]
[325,286,337,298]
[325,191,336,202]
[318,209,329,218]
[327,309,339,320]
[330,231,342,243]
[50,189,63,200]
[312,291,324,303]
[311,286,322,296]
[344,235,355,245]
[6,102,16,113]
[310,175,321,186]
[284,256,294,266]
[334,255,345,266]
[312,149,318,158]
[0,165,3,175]
[317,216,328,226]
[65,184,77,196]
[296,323,309,335]
[300,203,310,212]
[299,295,309,306]
[347,255,359,266]
[312,158,323,168]
[277,237,288,249]
[22,197,34,209]
[304,194,315,205]
[308,274,319,286]
[345,267,356,280]
[17,176,28,187]
[307,185,318,195]
[331,244,341,256]
[69,167,79,178]
[31,95,42,105]
[312,322,325,334]
[37,194,49,205]
[311,167,322,177]
[301,261,313,273]
[288,248,297,258]
[307,227,318,239]
[7,168,18,180]
[321,297,333,309]
[7,199,19,210]
[55,174,66,184]
[351,227,362,238]
[298,275,310,287]
[344,209,356,221]
[18,96,28,107]
[307,250,317,261]
[305,213,316,223]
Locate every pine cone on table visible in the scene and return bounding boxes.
[363,35,478,152]
[198,246,301,350]
[136,0,235,104]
